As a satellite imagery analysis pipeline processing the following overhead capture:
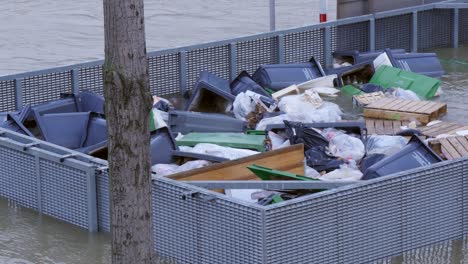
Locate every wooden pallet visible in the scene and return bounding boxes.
[365,118,410,135]
[363,98,447,124]
[429,136,468,160]
[418,121,468,138]
[353,92,385,106]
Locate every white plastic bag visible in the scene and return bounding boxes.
[304,165,321,178]
[278,91,323,113]
[152,160,212,177]
[329,134,365,161]
[233,92,256,120]
[321,128,346,141]
[179,143,259,160]
[268,131,287,150]
[388,88,420,101]
[367,135,408,156]
[320,163,363,181]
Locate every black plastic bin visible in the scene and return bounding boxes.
[362,136,442,180]
[252,57,326,91]
[326,61,376,87]
[332,49,406,65]
[386,49,445,78]
[230,71,270,97]
[168,110,246,134]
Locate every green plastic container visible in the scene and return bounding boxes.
[247,164,318,181]
[176,133,267,152]
[369,65,441,99]
[341,85,364,96]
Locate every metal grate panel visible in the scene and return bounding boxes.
[96,170,110,232]
[460,9,468,44]
[153,179,264,264]
[0,146,37,209]
[0,80,16,112]
[265,195,339,264]
[236,37,279,75]
[79,65,104,95]
[148,53,180,97]
[22,71,72,106]
[39,159,89,229]
[401,161,464,252]
[376,14,412,51]
[186,46,230,92]
[284,28,325,64]
[418,9,454,50]
[336,21,370,52]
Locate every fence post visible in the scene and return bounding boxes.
[35,155,42,213]
[277,34,285,64]
[14,78,23,111]
[87,167,98,232]
[324,27,332,68]
[412,11,418,52]
[179,51,188,97]
[369,17,376,51]
[229,43,237,81]
[453,8,459,49]
[269,0,276,31]
[71,69,80,94]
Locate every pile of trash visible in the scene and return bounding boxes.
[1,47,458,206]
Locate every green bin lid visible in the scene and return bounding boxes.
[176,132,267,152]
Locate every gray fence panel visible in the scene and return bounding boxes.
[0,145,37,209]
[186,45,230,92]
[22,70,73,106]
[79,65,104,95]
[152,178,264,264]
[418,9,454,50]
[284,28,325,64]
[265,194,339,264]
[460,9,468,43]
[148,53,180,96]
[39,158,91,230]
[96,169,110,232]
[401,160,464,251]
[336,21,370,52]
[236,36,279,75]
[0,80,16,112]
[375,14,413,51]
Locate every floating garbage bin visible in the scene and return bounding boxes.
[362,136,442,180]
[168,110,246,134]
[252,57,326,91]
[327,61,375,87]
[231,71,270,97]
[150,127,178,165]
[32,98,78,138]
[369,65,441,99]
[186,71,235,113]
[386,49,445,78]
[78,113,108,155]
[176,132,267,152]
[0,106,33,137]
[75,91,105,114]
[332,49,406,65]
[40,112,90,149]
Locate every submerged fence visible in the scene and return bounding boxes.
[0,2,468,264]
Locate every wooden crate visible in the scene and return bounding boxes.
[429,136,468,160]
[363,98,447,124]
[353,92,386,106]
[365,118,410,135]
[418,121,468,138]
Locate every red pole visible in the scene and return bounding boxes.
[319,0,328,23]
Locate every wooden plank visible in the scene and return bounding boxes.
[396,100,417,112]
[169,144,304,181]
[374,119,385,135]
[385,99,410,111]
[447,137,468,156]
[406,101,431,113]
[353,92,385,106]
[439,138,462,159]
[367,98,395,109]
[423,123,461,136]
[457,136,468,152]
[363,108,430,124]
[365,119,376,134]
[392,120,402,134]
[383,120,395,135]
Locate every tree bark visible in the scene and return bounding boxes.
[103,0,154,263]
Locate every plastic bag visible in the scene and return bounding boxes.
[284,121,328,150]
[304,165,321,178]
[360,83,385,93]
[178,143,259,160]
[319,163,363,181]
[233,92,256,120]
[268,131,287,150]
[329,134,365,161]
[278,91,323,113]
[367,135,408,156]
[387,88,420,101]
[321,128,346,141]
[305,146,345,173]
[153,96,172,112]
[151,160,212,177]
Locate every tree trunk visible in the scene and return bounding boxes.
[103,0,154,263]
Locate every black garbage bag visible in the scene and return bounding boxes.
[360,83,385,93]
[284,120,329,151]
[359,153,386,173]
[305,146,345,173]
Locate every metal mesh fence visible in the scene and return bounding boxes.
[418,9,454,50]
[376,14,412,51]
[22,70,72,106]
[148,53,180,96]
[0,80,16,112]
[236,36,279,75]
[284,28,325,64]
[96,169,110,232]
[460,9,468,44]
[79,65,104,95]
[186,46,230,92]
[336,21,370,52]
[152,179,264,264]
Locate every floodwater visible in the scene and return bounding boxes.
[1,1,468,264]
